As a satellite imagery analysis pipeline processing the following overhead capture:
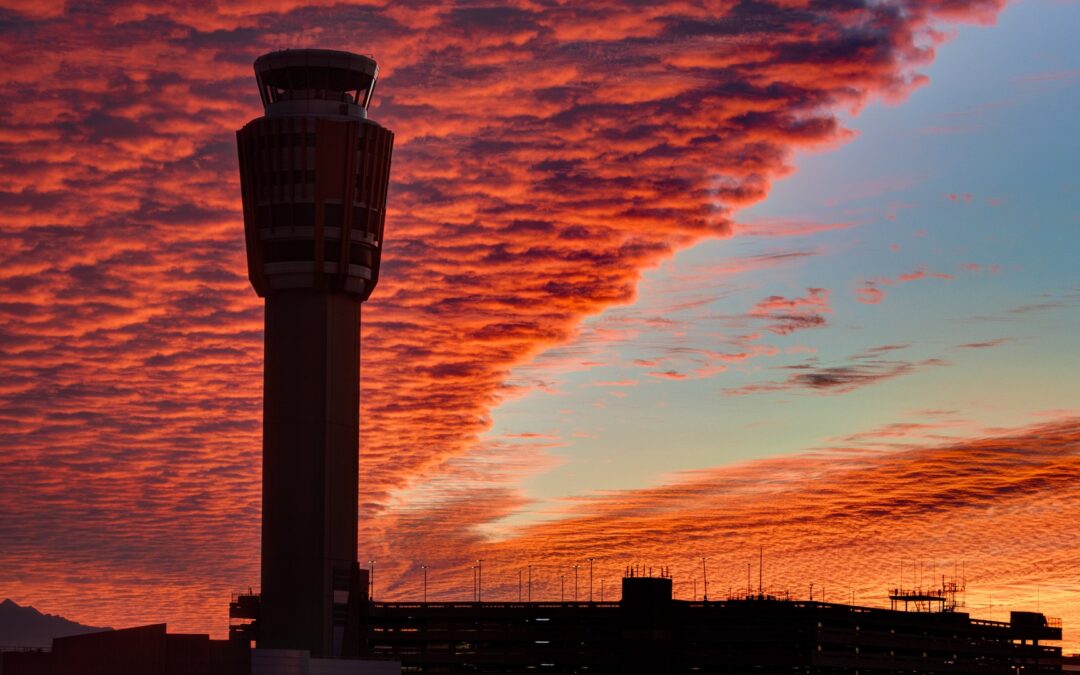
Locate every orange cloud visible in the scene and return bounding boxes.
[856,283,886,304]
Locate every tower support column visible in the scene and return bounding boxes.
[260,291,360,656]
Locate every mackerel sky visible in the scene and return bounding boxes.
[0,0,1077,651]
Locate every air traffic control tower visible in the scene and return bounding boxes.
[236,49,394,660]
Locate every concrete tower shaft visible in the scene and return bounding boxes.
[235,49,394,659]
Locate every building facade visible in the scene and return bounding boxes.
[356,577,1062,674]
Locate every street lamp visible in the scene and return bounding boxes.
[368,560,376,601]
[476,559,483,603]
[588,558,594,603]
[421,564,428,603]
[701,557,708,602]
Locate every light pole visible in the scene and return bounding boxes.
[701,557,708,602]
[518,569,522,602]
[422,564,428,603]
[601,579,605,602]
[560,575,565,602]
[368,560,376,601]
[588,558,594,603]
[528,565,532,602]
[476,559,483,603]
[574,564,579,602]
[758,545,763,598]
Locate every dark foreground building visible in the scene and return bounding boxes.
[358,576,1062,674]
[2,580,1062,675]
[0,624,247,675]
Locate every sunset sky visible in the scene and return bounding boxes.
[1,0,1078,653]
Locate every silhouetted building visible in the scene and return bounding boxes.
[359,576,1063,674]
[235,48,394,661]
[0,624,246,675]
[1061,654,1080,672]
[4,584,1062,675]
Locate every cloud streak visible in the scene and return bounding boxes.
[724,343,948,396]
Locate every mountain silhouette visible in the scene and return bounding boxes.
[0,599,110,649]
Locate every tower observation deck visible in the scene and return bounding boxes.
[235,49,394,659]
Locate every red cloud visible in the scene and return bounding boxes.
[647,370,689,380]
[736,219,857,238]
[858,266,955,299]
[856,283,886,304]
[591,379,639,388]
[749,287,831,335]
[897,266,955,282]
